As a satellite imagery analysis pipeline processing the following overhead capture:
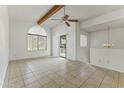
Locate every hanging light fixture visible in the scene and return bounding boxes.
[103,25,114,48]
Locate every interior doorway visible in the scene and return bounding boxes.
[59,35,67,58]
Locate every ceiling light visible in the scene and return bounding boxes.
[103,25,114,48]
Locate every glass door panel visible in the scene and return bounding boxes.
[60,35,66,58]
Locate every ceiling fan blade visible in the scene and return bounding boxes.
[65,21,70,27]
[51,19,62,21]
[68,19,78,22]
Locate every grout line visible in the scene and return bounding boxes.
[113,71,116,88]
[111,71,115,87]
[18,64,26,88]
[98,71,107,88]
[78,71,95,88]
[5,57,124,88]
[117,72,120,88]
[78,66,98,88]
[112,71,117,88]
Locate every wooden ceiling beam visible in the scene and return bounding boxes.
[37,5,64,25]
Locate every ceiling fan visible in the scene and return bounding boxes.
[51,6,78,27]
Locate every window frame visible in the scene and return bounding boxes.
[27,33,47,51]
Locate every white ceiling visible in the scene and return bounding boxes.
[8,5,53,22]
[8,5,124,29]
[84,18,124,32]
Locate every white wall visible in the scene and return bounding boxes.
[90,27,124,72]
[90,48,124,72]
[90,27,124,49]
[0,6,9,87]
[52,22,90,63]
[9,20,51,60]
[76,23,90,63]
[52,22,76,60]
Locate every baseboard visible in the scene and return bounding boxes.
[90,63,124,73]
[9,55,52,62]
[63,58,78,62]
[1,61,8,88]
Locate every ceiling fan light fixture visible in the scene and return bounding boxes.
[51,6,78,27]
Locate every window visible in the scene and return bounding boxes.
[27,34,47,51]
[38,36,47,50]
[80,34,87,47]
[27,25,47,51]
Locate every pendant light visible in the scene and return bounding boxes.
[103,25,114,48]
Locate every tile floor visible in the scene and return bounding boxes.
[3,57,124,88]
